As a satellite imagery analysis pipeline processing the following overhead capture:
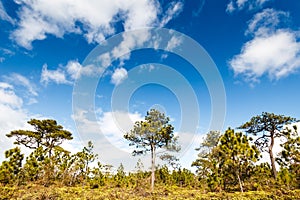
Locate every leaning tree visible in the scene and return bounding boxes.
[239,112,296,179]
[124,109,180,191]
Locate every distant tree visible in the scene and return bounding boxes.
[277,125,300,188]
[192,130,221,179]
[171,168,195,187]
[114,163,126,187]
[51,147,74,185]
[277,125,299,167]
[90,162,106,187]
[135,159,144,174]
[159,153,180,170]
[6,119,73,157]
[124,109,180,191]
[73,141,97,184]
[239,112,296,179]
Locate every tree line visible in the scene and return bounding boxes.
[0,110,299,193]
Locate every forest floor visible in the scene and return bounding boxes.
[0,184,299,200]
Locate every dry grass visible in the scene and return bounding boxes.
[0,184,299,200]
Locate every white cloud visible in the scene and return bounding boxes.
[166,35,182,51]
[4,73,38,97]
[139,64,156,73]
[0,82,33,161]
[0,1,14,24]
[98,111,143,151]
[226,1,235,13]
[0,82,23,108]
[160,1,183,27]
[111,68,128,86]
[0,48,15,56]
[229,9,300,82]
[40,60,108,86]
[10,0,183,49]
[112,29,151,64]
[66,60,82,80]
[246,9,289,37]
[97,53,112,69]
[65,60,106,80]
[3,73,38,105]
[72,108,144,168]
[40,64,70,85]
[226,0,272,13]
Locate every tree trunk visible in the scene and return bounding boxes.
[237,172,243,193]
[151,144,155,192]
[269,133,277,179]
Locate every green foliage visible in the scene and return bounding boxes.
[124,109,178,155]
[218,128,260,192]
[23,147,44,182]
[246,163,273,190]
[0,147,24,185]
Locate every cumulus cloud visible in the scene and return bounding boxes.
[0,82,32,160]
[41,60,109,85]
[72,108,144,168]
[98,111,143,151]
[229,9,300,83]
[111,68,128,86]
[226,0,272,13]
[0,82,23,108]
[66,60,82,80]
[41,64,71,85]
[10,0,183,49]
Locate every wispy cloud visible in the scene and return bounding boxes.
[160,1,184,27]
[166,35,182,51]
[229,9,300,83]
[5,73,38,96]
[226,0,272,13]
[3,73,38,105]
[0,48,15,62]
[0,1,14,24]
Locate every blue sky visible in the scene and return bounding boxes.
[0,0,300,171]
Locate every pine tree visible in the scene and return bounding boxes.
[124,109,180,191]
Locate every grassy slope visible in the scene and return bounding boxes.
[0,185,299,200]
